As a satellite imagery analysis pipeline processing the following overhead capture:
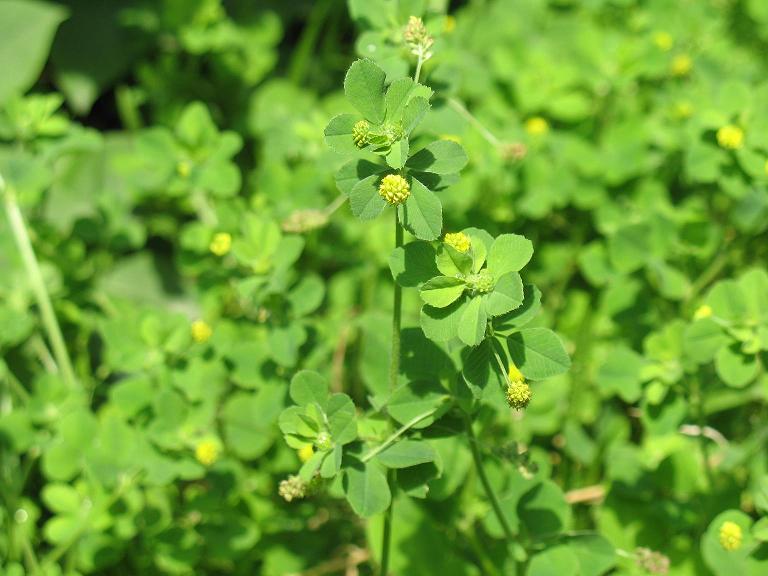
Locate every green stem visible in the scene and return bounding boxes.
[691,375,715,490]
[447,97,501,147]
[463,412,516,542]
[380,214,404,576]
[362,407,440,463]
[1,174,77,390]
[414,50,425,83]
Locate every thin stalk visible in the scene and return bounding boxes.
[691,376,715,489]
[1,175,77,390]
[362,407,439,463]
[380,214,404,576]
[447,97,501,147]
[414,50,425,84]
[463,412,516,542]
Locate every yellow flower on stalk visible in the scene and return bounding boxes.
[195,439,220,466]
[719,521,742,551]
[444,232,471,253]
[717,125,744,150]
[191,320,213,343]
[525,116,550,136]
[653,31,673,52]
[505,380,532,410]
[209,232,232,256]
[694,304,713,320]
[670,54,692,77]
[508,362,524,383]
[379,174,410,205]
[298,444,314,463]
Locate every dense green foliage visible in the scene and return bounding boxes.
[1,0,768,575]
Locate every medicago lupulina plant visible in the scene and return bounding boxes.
[277,16,572,575]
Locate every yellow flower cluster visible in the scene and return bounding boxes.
[379,174,410,205]
[717,125,744,150]
[718,521,742,551]
[195,439,220,466]
[525,116,550,136]
[444,231,471,253]
[209,232,232,256]
[191,320,213,343]
[653,31,673,52]
[505,363,531,410]
[671,54,692,77]
[352,120,370,148]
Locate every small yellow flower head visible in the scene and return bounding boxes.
[508,362,524,383]
[191,320,213,343]
[654,31,674,52]
[379,174,410,205]
[444,232,471,253]
[176,160,192,178]
[352,120,370,148]
[278,475,307,502]
[673,101,693,119]
[315,431,333,451]
[719,521,743,551]
[209,232,232,256]
[717,125,744,150]
[525,116,550,136]
[671,54,693,77]
[195,439,220,467]
[694,304,713,320]
[505,380,532,410]
[298,444,314,463]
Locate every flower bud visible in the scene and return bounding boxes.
[379,174,410,205]
[315,431,333,452]
[717,125,744,150]
[719,521,742,551]
[467,270,495,294]
[191,320,213,343]
[505,380,532,410]
[352,120,370,148]
[209,232,232,256]
[444,232,471,253]
[195,439,220,466]
[404,16,434,59]
[278,475,307,502]
[525,117,550,136]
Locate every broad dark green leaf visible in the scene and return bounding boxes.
[350,174,387,220]
[389,241,439,287]
[406,140,468,174]
[289,370,328,408]
[485,272,524,317]
[343,460,391,517]
[324,113,360,154]
[458,295,488,347]
[487,234,534,276]
[343,59,386,123]
[420,276,466,308]
[377,440,436,469]
[335,159,388,196]
[398,177,442,240]
[507,328,570,379]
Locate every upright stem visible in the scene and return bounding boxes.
[463,413,516,542]
[414,50,425,84]
[380,214,404,576]
[691,376,715,489]
[1,175,77,390]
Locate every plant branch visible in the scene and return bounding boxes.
[362,407,439,463]
[2,174,77,390]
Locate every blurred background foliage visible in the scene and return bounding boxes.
[1,0,768,574]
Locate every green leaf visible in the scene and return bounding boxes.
[507,328,570,379]
[462,338,506,399]
[458,296,488,347]
[350,174,388,220]
[386,137,409,169]
[223,389,284,459]
[402,96,430,133]
[485,272,524,317]
[715,344,759,388]
[384,77,415,121]
[42,484,81,514]
[0,0,68,104]
[344,460,391,517]
[377,440,436,469]
[389,241,439,287]
[527,545,580,576]
[420,296,468,342]
[436,243,473,277]
[398,178,442,240]
[387,380,448,429]
[326,393,358,445]
[683,318,728,364]
[487,234,534,276]
[324,113,360,154]
[335,159,387,196]
[567,535,616,576]
[494,284,542,333]
[343,59,386,124]
[289,371,328,408]
[406,140,468,174]
[419,276,466,308]
[596,345,645,402]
